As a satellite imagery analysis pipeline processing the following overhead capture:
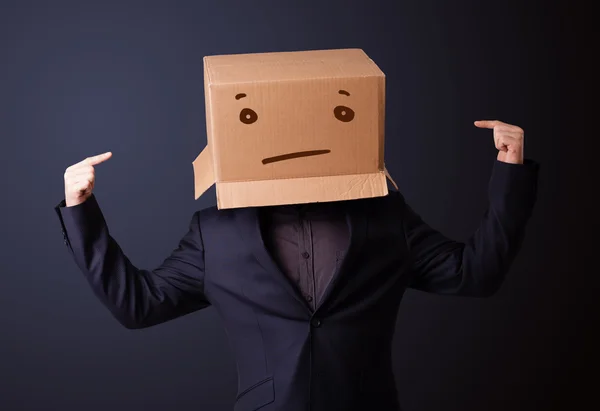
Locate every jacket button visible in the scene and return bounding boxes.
[311,318,321,328]
[301,251,310,259]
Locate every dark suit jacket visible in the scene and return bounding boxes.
[55,159,539,411]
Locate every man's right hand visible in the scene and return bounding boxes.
[64,152,112,207]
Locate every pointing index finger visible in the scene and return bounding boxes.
[84,151,113,166]
[474,120,499,129]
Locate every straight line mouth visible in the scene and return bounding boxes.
[262,149,331,165]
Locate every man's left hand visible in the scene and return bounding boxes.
[474,120,524,164]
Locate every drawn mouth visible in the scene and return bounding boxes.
[262,149,331,165]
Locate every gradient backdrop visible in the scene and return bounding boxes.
[0,1,594,410]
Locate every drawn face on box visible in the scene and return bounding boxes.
[209,77,383,182]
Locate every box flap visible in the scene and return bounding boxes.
[215,171,388,209]
[192,146,215,200]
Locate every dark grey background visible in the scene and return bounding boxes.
[0,1,594,410]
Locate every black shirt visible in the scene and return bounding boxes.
[260,202,349,312]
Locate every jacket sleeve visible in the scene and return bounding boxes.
[404,159,540,297]
[54,194,210,328]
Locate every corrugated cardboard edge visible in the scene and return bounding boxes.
[377,73,386,170]
[194,161,398,205]
[203,57,220,177]
[215,171,389,209]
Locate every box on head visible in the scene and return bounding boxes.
[193,48,397,209]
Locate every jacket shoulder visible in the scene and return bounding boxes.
[196,204,240,227]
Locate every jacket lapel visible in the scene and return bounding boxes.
[234,206,311,313]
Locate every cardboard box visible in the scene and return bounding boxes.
[192,48,397,209]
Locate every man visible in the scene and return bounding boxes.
[55,49,539,411]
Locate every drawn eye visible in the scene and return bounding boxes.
[240,108,258,124]
[334,105,355,122]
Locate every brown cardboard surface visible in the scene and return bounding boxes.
[204,49,384,84]
[194,48,393,209]
[192,146,214,200]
